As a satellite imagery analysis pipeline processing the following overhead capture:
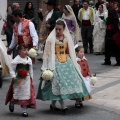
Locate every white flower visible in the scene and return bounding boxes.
[28,48,37,58]
[42,70,54,81]
[90,76,98,86]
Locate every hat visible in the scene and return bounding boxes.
[45,0,56,5]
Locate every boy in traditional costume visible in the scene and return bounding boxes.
[78,0,95,53]
[7,10,38,61]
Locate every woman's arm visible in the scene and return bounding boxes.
[30,17,35,22]
[94,12,101,23]
[9,62,16,79]
[104,12,108,20]
[41,40,51,71]
[30,10,36,22]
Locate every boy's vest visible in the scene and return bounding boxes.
[13,18,33,47]
[79,7,94,25]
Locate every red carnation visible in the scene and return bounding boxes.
[18,69,28,78]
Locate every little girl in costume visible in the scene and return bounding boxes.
[75,46,92,107]
[5,44,36,117]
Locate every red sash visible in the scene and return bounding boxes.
[18,35,33,47]
[82,20,91,26]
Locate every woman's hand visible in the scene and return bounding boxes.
[7,48,12,55]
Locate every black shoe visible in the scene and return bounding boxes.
[114,63,120,66]
[79,102,83,107]
[90,50,93,53]
[50,105,61,111]
[22,112,28,117]
[37,58,43,62]
[95,53,101,55]
[101,62,111,65]
[75,102,83,108]
[61,108,68,114]
[9,103,14,112]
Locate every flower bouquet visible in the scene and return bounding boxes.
[41,70,54,81]
[18,69,28,78]
[90,74,98,86]
[28,48,37,58]
[14,69,28,85]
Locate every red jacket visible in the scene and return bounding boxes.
[77,59,91,77]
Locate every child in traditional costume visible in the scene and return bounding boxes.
[37,19,90,113]
[5,44,36,117]
[75,46,92,107]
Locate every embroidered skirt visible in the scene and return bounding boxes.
[37,56,90,101]
[5,77,36,108]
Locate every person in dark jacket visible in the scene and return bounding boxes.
[54,2,63,16]
[72,0,82,26]
[24,2,37,29]
[102,9,120,66]
[4,5,12,46]
[38,0,62,32]
[5,3,20,58]
[5,3,20,46]
[37,0,62,62]
[95,0,104,10]
[113,2,120,13]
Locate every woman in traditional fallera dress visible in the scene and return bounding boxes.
[0,38,12,88]
[93,4,108,55]
[62,5,80,45]
[37,19,90,113]
[5,44,36,117]
[0,38,12,77]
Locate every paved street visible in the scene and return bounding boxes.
[0,53,120,120]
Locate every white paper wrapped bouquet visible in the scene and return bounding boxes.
[28,48,37,58]
[90,74,98,86]
[41,70,54,81]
